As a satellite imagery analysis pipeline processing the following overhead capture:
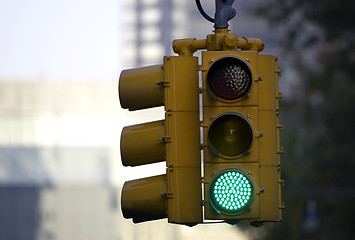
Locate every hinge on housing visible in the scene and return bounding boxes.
[161,193,173,199]
[200,144,208,150]
[156,81,170,87]
[199,87,207,94]
[158,137,171,143]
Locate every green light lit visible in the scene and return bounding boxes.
[209,169,254,215]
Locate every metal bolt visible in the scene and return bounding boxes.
[260,188,265,193]
[259,131,264,137]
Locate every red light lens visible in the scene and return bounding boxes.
[207,57,252,101]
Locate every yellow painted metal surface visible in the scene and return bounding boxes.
[163,56,199,112]
[121,175,167,223]
[119,55,202,226]
[172,29,265,56]
[120,120,165,166]
[119,65,163,110]
[163,56,202,225]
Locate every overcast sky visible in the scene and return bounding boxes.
[0,0,121,81]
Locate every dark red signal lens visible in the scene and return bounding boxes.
[207,57,252,101]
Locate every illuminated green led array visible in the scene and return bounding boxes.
[209,169,254,215]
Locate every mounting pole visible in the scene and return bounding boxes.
[214,0,236,29]
[195,0,236,29]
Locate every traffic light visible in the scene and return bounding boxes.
[201,50,283,225]
[119,1,284,224]
[119,56,203,226]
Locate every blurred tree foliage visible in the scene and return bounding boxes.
[253,0,355,239]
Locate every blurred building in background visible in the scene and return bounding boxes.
[0,0,281,239]
[0,82,121,240]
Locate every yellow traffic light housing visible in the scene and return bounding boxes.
[119,15,284,225]
[119,65,163,111]
[121,175,167,223]
[201,50,283,225]
[119,56,203,226]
